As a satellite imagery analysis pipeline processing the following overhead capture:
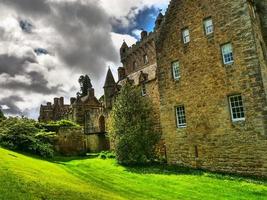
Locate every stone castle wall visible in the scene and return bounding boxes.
[156,0,267,177]
[55,127,86,156]
[55,127,109,156]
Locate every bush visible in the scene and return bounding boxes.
[39,120,80,132]
[0,117,55,158]
[98,151,116,159]
[108,82,161,165]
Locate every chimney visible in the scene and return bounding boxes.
[118,67,126,80]
[47,102,52,106]
[59,97,64,106]
[88,88,95,97]
[141,30,148,40]
[70,97,76,105]
[54,98,59,105]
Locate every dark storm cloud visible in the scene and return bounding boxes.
[1,0,119,78]
[0,95,24,115]
[0,70,63,95]
[0,54,36,76]
[1,0,51,16]
[48,0,119,77]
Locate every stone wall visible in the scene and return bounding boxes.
[55,127,86,156]
[120,31,157,76]
[157,0,267,177]
[85,134,110,153]
[55,127,110,156]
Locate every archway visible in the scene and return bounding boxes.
[99,115,105,132]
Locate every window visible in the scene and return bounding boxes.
[204,18,214,35]
[182,28,190,44]
[221,43,234,64]
[228,94,245,122]
[143,54,149,64]
[133,61,137,70]
[172,61,180,80]
[176,105,187,128]
[141,83,147,96]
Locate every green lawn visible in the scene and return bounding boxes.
[0,148,266,200]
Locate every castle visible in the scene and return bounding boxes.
[39,0,267,177]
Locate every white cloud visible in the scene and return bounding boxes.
[99,0,167,18]
[0,0,169,118]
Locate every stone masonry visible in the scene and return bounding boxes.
[156,0,267,177]
[118,29,165,156]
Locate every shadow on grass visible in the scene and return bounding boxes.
[124,163,267,185]
[3,147,266,185]
[50,153,99,164]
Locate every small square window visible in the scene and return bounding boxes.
[141,83,147,96]
[143,54,149,64]
[221,43,234,64]
[228,94,245,122]
[182,29,190,44]
[176,105,187,128]
[204,18,214,35]
[172,61,180,80]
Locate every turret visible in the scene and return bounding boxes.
[120,41,128,61]
[103,68,116,110]
[118,67,126,80]
[141,30,148,40]
[154,12,164,31]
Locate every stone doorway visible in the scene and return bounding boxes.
[99,115,105,132]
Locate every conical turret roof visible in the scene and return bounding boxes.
[104,68,116,88]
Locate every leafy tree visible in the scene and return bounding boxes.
[0,117,55,158]
[108,82,160,165]
[77,75,92,97]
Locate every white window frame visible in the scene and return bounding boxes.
[176,105,187,128]
[204,18,214,35]
[221,43,234,65]
[133,61,137,70]
[228,94,245,122]
[182,29,190,44]
[172,61,180,80]
[144,54,149,64]
[141,83,147,96]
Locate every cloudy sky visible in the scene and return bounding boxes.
[0,0,169,119]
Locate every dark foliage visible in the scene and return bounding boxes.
[0,109,5,120]
[77,74,92,97]
[108,82,161,165]
[0,117,55,158]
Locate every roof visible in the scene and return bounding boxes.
[104,68,116,88]
[118,63,157,86]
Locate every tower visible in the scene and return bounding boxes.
[103,68,116,110]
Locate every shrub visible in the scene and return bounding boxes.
[108,82,161,165]
[0,117,55,158]
[39,120,80,132]
[98,151,116,159]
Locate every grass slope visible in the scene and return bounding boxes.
[0,148,266,200]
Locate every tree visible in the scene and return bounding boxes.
[0,109,5,120]
[77,75,92,97]
[108,82,160,165]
